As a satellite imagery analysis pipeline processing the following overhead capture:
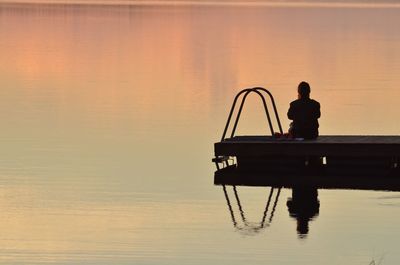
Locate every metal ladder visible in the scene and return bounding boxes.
[213,87,284,169]
[221,87,283,141]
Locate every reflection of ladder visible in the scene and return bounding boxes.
[221,87,283,141]
[222,185,282,235]
[213,87,283,169]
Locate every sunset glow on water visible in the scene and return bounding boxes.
[1,2,400,264]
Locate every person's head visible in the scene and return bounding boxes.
[298,81,311,99]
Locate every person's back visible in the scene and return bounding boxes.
[288,82,320,139]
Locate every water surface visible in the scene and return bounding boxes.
[1,3,400,264]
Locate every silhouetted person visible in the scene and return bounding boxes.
[288,82,320,139]
[287,186,320,238]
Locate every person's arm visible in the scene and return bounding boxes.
[316,102,321,118]
[288,102,294,120]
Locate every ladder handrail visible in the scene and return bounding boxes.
[221,88,253,141]
[253,87,283,134]
[230,89,274,138]
[221,87,283,141]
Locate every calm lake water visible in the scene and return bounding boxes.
[1,2,400,264]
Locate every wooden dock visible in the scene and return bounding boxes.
[215,135,400,157]
[214,135,400,175]
[213,88,400,180]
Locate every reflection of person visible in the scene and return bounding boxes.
[288,82,320,139]
[287,186,320,238]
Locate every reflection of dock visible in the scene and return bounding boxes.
[214,165,400,191]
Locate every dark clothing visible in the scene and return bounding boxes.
[288,98,320,139]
